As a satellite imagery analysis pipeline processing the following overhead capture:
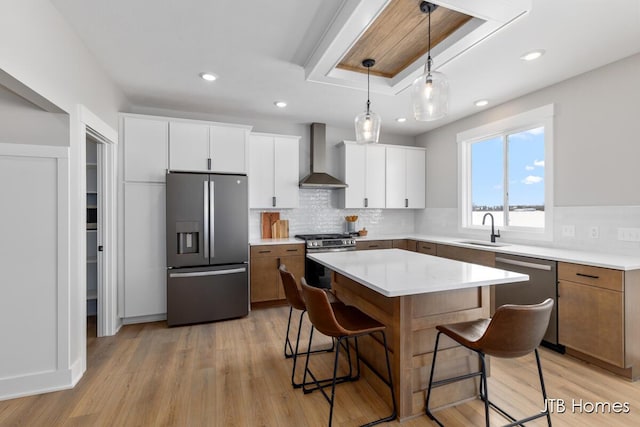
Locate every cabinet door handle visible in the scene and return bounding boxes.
[277,257,281,268]
[576,272,599,279]
[207,158,212,170]
[259,250,271,254]
[364,197,368,208]
[286,249,298,252]
[272,196,276,207]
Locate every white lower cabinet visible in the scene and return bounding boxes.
[249,133,300,208]
[123,182,166,318]
[386,146,426,209]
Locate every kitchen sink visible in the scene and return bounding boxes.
[456,240,510,248]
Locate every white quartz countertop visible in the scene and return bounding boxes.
[249,238,304,246]
[307,249,529,297]
[249,234,640,270]
[404,234,640,271]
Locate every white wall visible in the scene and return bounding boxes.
[0,85,69,146]
[415,52,640,254]
[0,0,126,127]
[0,0,126,400]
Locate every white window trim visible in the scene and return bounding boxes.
[457,104,555,242]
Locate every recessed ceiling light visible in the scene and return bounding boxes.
[199,72,217,81]
[395,117,407,123]
[474,99,489,107]
[274,101,287,108]
[520,50,545,61]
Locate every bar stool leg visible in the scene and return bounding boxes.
[302,325,316,392]
[284,306,295,358]
[535,349,553,427]
[290,309,308,388]
[360,330,398,427]
[425,331,443,425]
[478,353,490,427]
[327,336,345,427]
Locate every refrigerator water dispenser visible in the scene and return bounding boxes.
[176,221,199,254]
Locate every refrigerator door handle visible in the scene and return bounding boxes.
[169,267,247,278]
[210,179,215,259]
[203,181,209,259]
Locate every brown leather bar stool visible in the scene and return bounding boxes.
[300,278,397,427]
[426,298,554,427]
[278,265,335,388]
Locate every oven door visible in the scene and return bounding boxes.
[305,248,354,289]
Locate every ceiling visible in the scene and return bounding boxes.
[50,0,640,136]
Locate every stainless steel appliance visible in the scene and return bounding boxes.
[166,172,249,326]
[295,233,356,289]
[494,253,562,352]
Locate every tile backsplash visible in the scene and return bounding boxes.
[250,188,415,239]
[415,206,640,256]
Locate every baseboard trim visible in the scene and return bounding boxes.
[0,368,74,401]
[122,314,167,325]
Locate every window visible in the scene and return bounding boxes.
[458,105,554,240]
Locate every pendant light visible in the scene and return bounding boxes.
[411,1,449,121]
[355,59,381,144]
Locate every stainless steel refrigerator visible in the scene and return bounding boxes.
[166,172,249,326]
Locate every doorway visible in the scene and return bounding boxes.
[82,122,117,339]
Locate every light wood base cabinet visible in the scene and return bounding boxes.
[415,240,436,255]
[250,244,304,305]
[355,240,393,251]
[436,243,495,267]
[559,262,640,380]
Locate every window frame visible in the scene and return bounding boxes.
[457,104,554,242]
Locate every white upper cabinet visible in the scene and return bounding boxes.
[386,146,426,209]
[168,121,209,171]
[169,120,250,173]
[249,133,300,208]
[210,125,249,173]
[339,142,385,208]
[123,116,168,183]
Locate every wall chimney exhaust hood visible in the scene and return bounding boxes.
[299,123,348,189]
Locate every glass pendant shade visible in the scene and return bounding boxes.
[412,1,449,122]
[411,69,449,121]
[354,58,381,144]
[355,110,381,144]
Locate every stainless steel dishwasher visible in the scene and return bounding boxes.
[494,253,563,352]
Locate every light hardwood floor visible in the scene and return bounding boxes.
[2,307,640,426]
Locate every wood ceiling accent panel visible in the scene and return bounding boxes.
[337,0,473,78]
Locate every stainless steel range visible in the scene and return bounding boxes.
[295,233,356,288]
[296,233,357,253]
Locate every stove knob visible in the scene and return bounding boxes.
[351,239,355,245]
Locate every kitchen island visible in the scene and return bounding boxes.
[307,248,528,421]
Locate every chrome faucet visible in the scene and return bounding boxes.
[482,213,501,243]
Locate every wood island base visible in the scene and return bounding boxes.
[332,272,491,421]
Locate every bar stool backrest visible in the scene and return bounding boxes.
[479,298,554,358]
[278,265,306,311]
[301,278,347,338]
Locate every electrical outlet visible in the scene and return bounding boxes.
[618,228,640,242]
[561,225,575,237]
[589,226,599,239]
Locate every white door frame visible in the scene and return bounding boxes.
[78,105,119,339]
